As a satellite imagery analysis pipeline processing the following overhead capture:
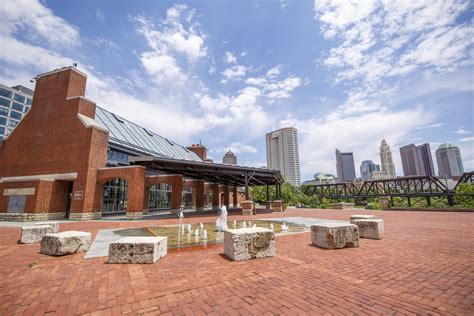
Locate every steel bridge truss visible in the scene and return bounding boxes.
[303,172,474,207]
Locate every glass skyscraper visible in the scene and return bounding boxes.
[0,84,33,140]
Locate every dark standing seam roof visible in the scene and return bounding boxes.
[95,106,201,161]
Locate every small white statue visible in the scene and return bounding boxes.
[215,205,228,232]
[186,224,192,233]
[194,229,200,237]
[202,229,208,240]
[178,211,184,219]
[281,223,288,232]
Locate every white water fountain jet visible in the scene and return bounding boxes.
[281,223,288,232]
[216,205,228,232]
[186,224,192,233]
[202,229,208,240]
[194,229,200,237]
[243,221,247,228]
[233,220,237,229]
[270,223,274,231]
[200,222,204,230]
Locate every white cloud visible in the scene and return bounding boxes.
[414,123,444,130]
[224,51,237,64]
[245,65,306,102]
[455,128,471,135]
[140,52,187,84]
[133,5,207,84]
[211,142,258,154]
[459,136,474,143]
[96,9,105,22]
[220,65,248,83]
[0,0,80,48]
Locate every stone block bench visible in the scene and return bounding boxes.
[34,221,60,233]
[350,214,376,223]
[224,227,275,261]
[108,236,167,264]
[330,202,355,210]
[40,231,91,256]
[352,219,384,239]
[311,223,359,249]
[20,225,54,244]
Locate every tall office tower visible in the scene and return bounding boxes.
[360,160,380,181]
[0,84,33,139]
[223,149,237,165]
[416,143,435,176]
[335,149,356,182]
[380,139,396,177]
[400,143,435,176]
[436,143,464,178]
[266,127,301,185]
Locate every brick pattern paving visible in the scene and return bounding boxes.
[0,209,473,315]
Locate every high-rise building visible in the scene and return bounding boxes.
[360,160,380,181]
[335,149,356,182]
[379,139,396,177]
[266,127,301,185]
[0,84,33,139]
[223,150,237,165]
[436,143,464,178]
[400,143,435,176]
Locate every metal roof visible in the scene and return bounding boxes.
[129,156,284,187]
[95,107,201,162]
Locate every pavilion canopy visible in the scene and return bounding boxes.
[129,156,283,187]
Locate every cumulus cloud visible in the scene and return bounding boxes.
[224,51,237,64]
[220,65,248,84]
[211,142,258,154]
[0,0,80,48]
[133,4,207,84]
[245,65,306,102]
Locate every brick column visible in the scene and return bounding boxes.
[223,186,230,208]
[211,183,220,212]
[170,175,183,214]
[195,180,205,212]
[232,186,238,207]
[125,167,146,220]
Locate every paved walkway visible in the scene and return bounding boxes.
[0,208,473,315]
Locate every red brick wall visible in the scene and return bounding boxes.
[97,166,146,213]
[0,67,109,215]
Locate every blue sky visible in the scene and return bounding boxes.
[0,0,473,180]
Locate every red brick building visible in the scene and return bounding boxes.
[0,67,282,221]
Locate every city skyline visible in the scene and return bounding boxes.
[266,127,301,186]
[0,1,472,180]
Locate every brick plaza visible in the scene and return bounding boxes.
[0,208,473,315]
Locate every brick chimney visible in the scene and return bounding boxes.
[186,143,207,160]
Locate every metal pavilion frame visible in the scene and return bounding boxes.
[129,156,284,200]
[302,172,474,207]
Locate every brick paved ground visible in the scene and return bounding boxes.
[0,208,473,315]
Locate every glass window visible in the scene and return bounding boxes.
[13,94,25,103]
[0,107,8,116]
[0,98,10,107]
[7,120,17,128]
[10,111,22,120]
[26,98,32,105]
[0,117,6,125]
[182,187,193,208]
[12,102,23,112]
[24,106,30,113]
[102,178,128,213]
[0,88,12,99]
[0,127,4,134]
[148,183,172,210]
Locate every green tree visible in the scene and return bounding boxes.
[454,183,474,207]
